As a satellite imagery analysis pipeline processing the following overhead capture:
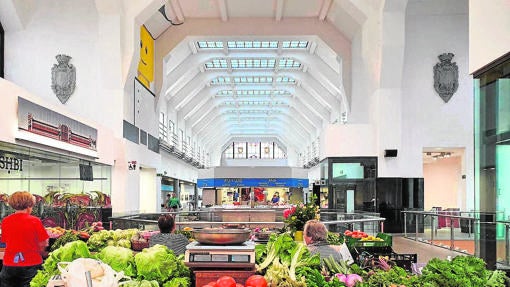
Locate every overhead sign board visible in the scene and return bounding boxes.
[197,178,309,188]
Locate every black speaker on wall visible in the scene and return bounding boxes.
[384,149,398,157]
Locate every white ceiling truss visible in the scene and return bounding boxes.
[160,37,349,152]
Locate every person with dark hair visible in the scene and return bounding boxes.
[271,192,280,204]
[0,191,49,287]
[166,193,181,212]
[303,219,344,262]
[149,214,189,255]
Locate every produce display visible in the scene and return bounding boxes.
[29,225,510,287]
[253,233,509,287]
[30,240,190,287]
[87,228,139,251]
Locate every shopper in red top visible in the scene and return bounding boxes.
[0,191,49,287]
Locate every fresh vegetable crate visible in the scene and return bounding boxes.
[386,252,417,271]
[346,232,392,248]
[193,269,256,287]
[376,232,392,246]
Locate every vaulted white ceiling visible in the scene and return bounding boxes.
[144,0,367,154]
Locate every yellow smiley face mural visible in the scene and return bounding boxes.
[137,25,154,90]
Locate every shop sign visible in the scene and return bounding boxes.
[128,161,137,170]
[18,97,98,151]
[197,178,309,188]
[0,155,23,171]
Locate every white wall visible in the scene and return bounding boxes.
[2,1,124,136]
[321,124,376,157]
[160,153,199,184]
[401,0,474,208]
[469,0,510,73]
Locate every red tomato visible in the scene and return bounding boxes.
[236,284,244,287]
[245,275,268,287]
[344,230,352,236]
[216,276,237,287]
[207,282,217,287]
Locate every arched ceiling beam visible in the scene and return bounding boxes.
[191,104,321,137]
[196,112,311,143]
[176,83,332,127]
[197,114,310,148]
[219,114,315,136]
[163,49,342,101]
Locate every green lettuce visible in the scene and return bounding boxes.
[96,245,137,276]
[120,280,160,287]
[134,244,189,284]
[31,240,91,287]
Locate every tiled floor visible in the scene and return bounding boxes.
[391,234,466,264]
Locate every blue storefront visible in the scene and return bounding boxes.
[197,178,309,206]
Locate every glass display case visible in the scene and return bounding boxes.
[0,141,112,228]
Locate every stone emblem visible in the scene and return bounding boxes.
[51,54,76,104]
[433,53,458,103]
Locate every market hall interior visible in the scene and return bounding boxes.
[0,0,509,271]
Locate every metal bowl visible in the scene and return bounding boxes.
[192,228,251,245]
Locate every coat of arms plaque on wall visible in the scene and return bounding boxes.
[51,54,76,104]
[433,53,458,103]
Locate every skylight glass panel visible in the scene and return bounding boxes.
[231,58,276,69]
[210,76,231,85]
[197,41,224,49]
[233,76,273,84]
[205,58,228,69]
[281,41,308,48]
[227,41,278,49]
[217,90,234,96]
[278,58,301,69]
[223,109,283,114]
[221,101,285,106]
[216,90,291,97]
[276,76,296,83]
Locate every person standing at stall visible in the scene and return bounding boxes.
[166,192,181,212]
[271,192,280,205]
[0,191,49,287]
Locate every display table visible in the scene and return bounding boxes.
[221,209,276,222]
[194,268,255,286]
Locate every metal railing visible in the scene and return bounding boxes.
[109,209,386,235]
[401,210,477,255]
[401,210,510,268]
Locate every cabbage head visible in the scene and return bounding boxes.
[119,279,159,287]
[134,244,189,284]
[97,245,136,277]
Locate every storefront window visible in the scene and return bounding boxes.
[474,53,510,267]
[0,142,111,200]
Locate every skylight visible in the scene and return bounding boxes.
[282,41,308,48]
[228,41,278,49]
[276,76,296,83]
[221,100,288,106]
[197,40,309,50]
[204,58,228,69]
[231,58,276,69]
[216,90,292,97]
[224,109,284,114]
[204,58,301,70]
[210,76,296,85]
